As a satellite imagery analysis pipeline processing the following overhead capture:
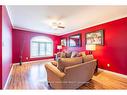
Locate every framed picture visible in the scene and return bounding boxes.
[86,30,104,45]
[61,38,67,46]
[69,34,81,47]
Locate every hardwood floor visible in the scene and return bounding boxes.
[6,61,127,90]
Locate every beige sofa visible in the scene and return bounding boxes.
[54,51,81,61]
[45,56,97,89]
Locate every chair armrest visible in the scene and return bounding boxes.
[45,63,65,78]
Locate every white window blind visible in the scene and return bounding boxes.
[30,36,53,58]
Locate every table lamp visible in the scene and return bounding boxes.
[57,45,62,52]
[86,45,96,54]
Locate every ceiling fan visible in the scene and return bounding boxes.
[51,21,65,29]
[57,25,65,29]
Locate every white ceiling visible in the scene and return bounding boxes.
[7,6,127,36]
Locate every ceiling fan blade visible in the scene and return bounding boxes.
[57,26,65,28]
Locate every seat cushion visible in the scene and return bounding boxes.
[57,57,82,72]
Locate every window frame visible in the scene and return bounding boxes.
[30,36,53,58]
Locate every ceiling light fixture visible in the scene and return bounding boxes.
[51,21,65,29]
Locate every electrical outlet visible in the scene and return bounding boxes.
[26,57,29,60]
[107,64,110,67]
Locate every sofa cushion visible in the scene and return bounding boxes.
[57,57,82,72]
[83,55,94,63]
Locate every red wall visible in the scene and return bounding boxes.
[12,29,60,63]
[2,6,12,88]
[60,17,127,76]
[0,6,2,89]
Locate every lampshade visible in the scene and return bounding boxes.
[57,45,62,49]
[86,45,96,51]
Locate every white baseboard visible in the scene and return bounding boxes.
[13,58,54,65]
[3,58,54,89]
[98,68,127,79]
[3,65,13,90]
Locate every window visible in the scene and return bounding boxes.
[69,39,76,47]
[30,36,53,57]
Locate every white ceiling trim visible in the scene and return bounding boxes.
[5,6,14,28]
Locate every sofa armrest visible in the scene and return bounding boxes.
[45,63,65,78]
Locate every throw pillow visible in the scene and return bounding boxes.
[83,55,94,63]
[75,52,82,57]
[51,61,58,66]
[79,52,86,57]
[79,52,87,62]
[66,51,72,58]
[60,52,66,58]
[57,57,82,72]
[71,51,78,58]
